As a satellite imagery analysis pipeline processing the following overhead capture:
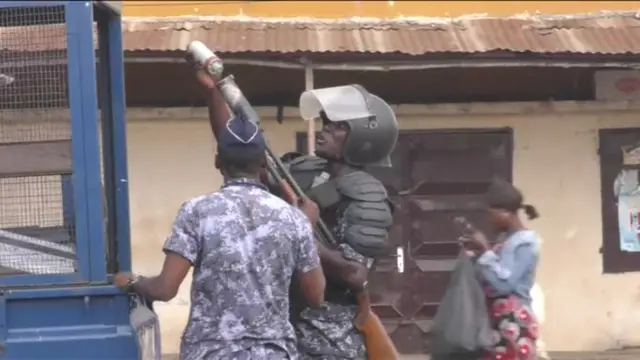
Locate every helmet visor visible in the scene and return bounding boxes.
[299,85,373,122]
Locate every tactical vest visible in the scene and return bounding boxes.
[279,154,394,320]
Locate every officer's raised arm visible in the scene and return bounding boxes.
[185,52,230,140]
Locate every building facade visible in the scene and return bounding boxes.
[5,0,640,356]
[116,1,640,355]
[121,101,640,354]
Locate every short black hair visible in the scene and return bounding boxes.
[217,147,265,175]
[485,178,539,220]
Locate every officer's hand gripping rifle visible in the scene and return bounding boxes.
[186,41,399,360]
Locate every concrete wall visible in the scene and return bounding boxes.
[3,101,640,352]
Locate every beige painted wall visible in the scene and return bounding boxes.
[121,102,640,353]
[3,101,640,353]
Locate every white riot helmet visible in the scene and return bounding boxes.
[299,85,398,167]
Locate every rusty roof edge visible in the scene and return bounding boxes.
[3,12,640,56]
[121,10,640,25]
[4,100,640,121]
[123,55,640,71]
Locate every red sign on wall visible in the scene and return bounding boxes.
[615,77,640,94]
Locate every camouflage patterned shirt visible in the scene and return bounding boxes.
[295,206,372,360]
[163,178,321,360]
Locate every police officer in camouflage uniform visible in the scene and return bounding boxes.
[113,114,327,360]
[276,85,399,359]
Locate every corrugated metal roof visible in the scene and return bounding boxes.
[3,12,640,55]
[120,13,640,55]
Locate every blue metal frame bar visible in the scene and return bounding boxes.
[109,13,132,273]
[64,2,95,284]
[66,1,108,283]
[4,285,122,300]
[0,274,86,288]
[97,9,132,273]
[64,2,93,283]
[0,295,6,340]
[62,175,74,229]
[97,15,115,274]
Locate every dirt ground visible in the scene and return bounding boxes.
[162,350,640,360]
[161,356,432,360]
[546,350,640,360]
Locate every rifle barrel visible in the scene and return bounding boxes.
[265,147,336,247]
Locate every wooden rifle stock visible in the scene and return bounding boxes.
[354,292,400,360]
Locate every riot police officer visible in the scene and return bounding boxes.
[281,85,399,359]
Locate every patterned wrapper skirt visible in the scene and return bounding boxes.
[481,292,539,360]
